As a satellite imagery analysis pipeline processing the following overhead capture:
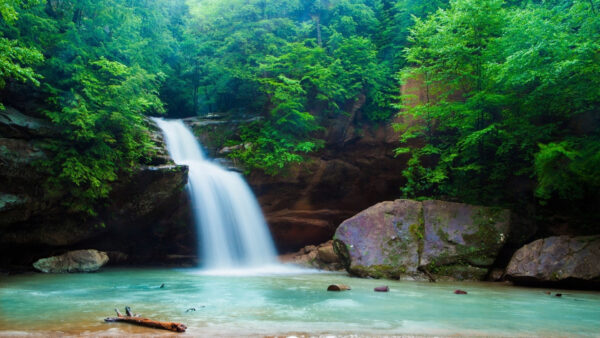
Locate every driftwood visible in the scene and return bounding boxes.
[105,307,187,332]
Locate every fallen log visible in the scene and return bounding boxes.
[105,307,187,332]
[327,284,351,291]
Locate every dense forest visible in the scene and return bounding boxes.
[1,0,598,230]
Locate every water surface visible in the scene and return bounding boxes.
[1,268,599,336]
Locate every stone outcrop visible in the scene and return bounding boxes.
[0,107,194,270]
[506,235,600,287]
[187,113,407,253]
[33,249,109,273]
[279,240,344,271]
[333,199,510,280]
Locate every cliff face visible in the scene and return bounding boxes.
[0,107,195,270]
[249,120,406,252]
[1,105,406,270]
[189,111,407,253]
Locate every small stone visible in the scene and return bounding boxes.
[374,286,389,292]
[454,289,467,294]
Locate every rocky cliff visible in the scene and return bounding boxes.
[0,107,194,270]
[188,113,407,253]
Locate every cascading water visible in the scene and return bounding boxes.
[153,118,278,270]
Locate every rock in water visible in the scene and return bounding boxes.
[280,240,344,271]
[454,289,467,294]
[33,249,109,273]
[327,284,351,291]
[333,199,510,280]
[333,200,422,279]
[374,286,389,292]
[505,235,600,286]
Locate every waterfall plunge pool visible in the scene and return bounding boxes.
[1,268,599,336]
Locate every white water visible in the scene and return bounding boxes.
[153,118,279,270]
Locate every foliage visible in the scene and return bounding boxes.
[397,0,600,223]
[181,0,401,173]
[0,0,43,109]
[1,0,598,226]
[1,0,180,215]
[40,58,163,214]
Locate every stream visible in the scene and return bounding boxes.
[1,268,599,336]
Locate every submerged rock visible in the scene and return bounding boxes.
[374,286,389,292]
[333,199,510,280]
[33,249,109,273]
[505,235,600,287]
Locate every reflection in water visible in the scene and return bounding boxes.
[1,268,600,336]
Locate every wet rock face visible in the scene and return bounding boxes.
[280,240,344,271]
[184,114,407,253]
[506,235,600,287]
[0,108,194,269]
[333,200,422,279]
[33,249,109,273]
[248,123,406,253]
[333,199,510,280]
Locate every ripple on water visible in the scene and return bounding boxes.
[1,268,600,337]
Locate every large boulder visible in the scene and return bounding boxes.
[33,249,109,273]
[506,235,600,287]
[333,199,510,280]
[333,200,422,278]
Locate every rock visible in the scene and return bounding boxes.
[327,284,351,291]
[0,107,59,138]
[374,286,389,292]
[505,235,600,287]
[266,209,353,253]
[279,240,343,271]
[421,200,510,269]
[33,249,109,273]
[454,290,467,294]
[489,268,504,281]
[333,199,510,280]
[317,243,338,263]
[0,108,193,270]
[106,251,129,264]
[333,199,422,279]
[182,111,407,253]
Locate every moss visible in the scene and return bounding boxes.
[437,227,450,243]
[465,208,505,249]
[350,264,406,280]
[409,223,424,241]
[332,239,351,268]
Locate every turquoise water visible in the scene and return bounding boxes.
[1,268,599,337]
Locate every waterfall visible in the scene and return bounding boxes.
[152,118,278,270]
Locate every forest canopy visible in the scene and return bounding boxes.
[0,0,598,226]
